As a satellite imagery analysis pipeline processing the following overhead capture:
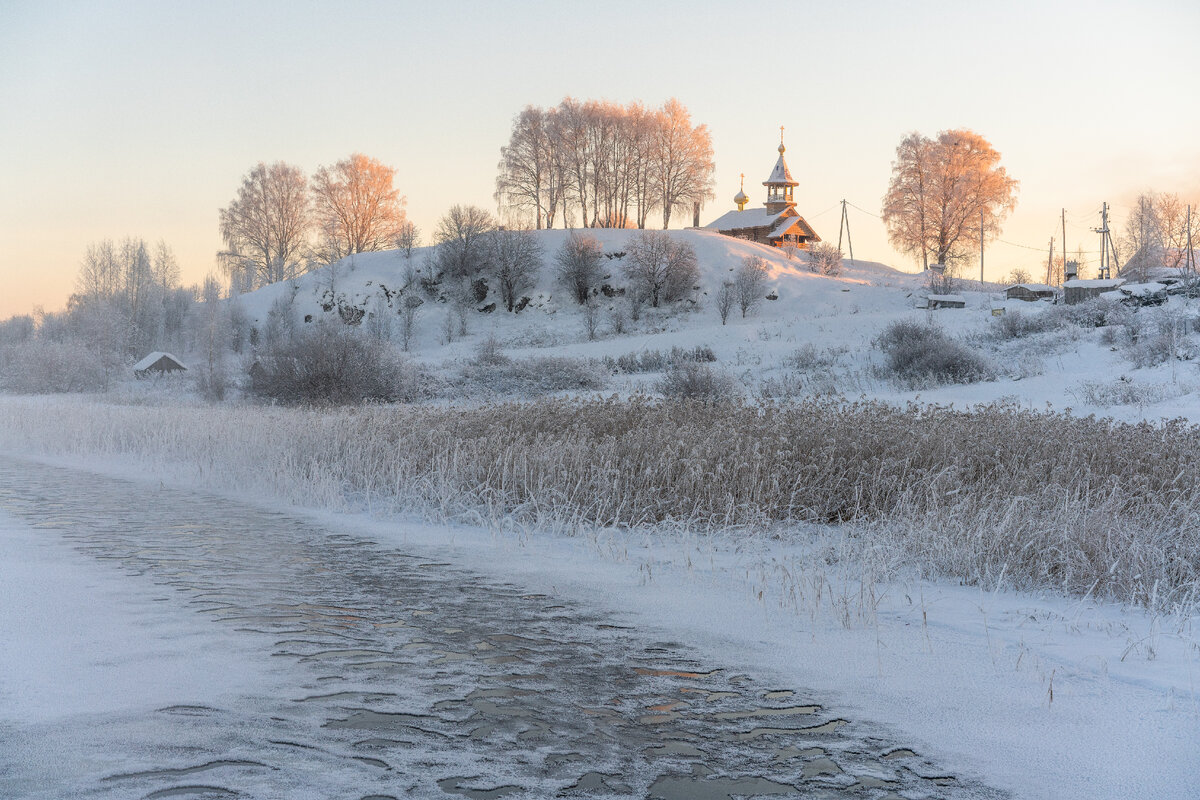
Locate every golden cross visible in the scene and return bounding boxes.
[780,125,785,144]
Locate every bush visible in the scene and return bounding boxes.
[991,309,1067,340]
[0,340,111,393]
[656,362,737,401]
[876,320,991,385]
[603,345,717,374]
[249,321,412,405]
[457,355,607,398]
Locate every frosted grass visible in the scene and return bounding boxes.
[1,394,1196,614]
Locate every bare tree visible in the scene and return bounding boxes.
[555,232,604,304]
[433,205,495,280]
[652,98,715,229]
[734,255,769,317]
[882,129,1018,270]
[624,231,699,307]
[582,297,600,341]
[716,281,734,325]
[219,162,311,289]
[398,295,422,352]
[394,220,420,259]
[311,153,407,263]
[488,227,544,312]
[496,105,558,229]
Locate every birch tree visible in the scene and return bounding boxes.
[881,130,1018,269]
[311,153,407,263]
[219,161,312,289]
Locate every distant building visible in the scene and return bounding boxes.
[133,352,187,378]
[1062,278,1125,305]
[1005,283,1058,302]
[927,294,966,309]
[705,131,820,250]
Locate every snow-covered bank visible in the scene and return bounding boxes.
[2,443,1197,799]
[0,510,275,723]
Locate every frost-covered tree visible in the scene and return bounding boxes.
[882,129,1018,269]
[488,227,543,312]
[219,161,311,289]
[394,220,420,260]
[715,282,734,325]
[433,205,495,280]
[624,231,698,307]
[652,98,715,229]
[734,256,769,318]
[808,243,843,277]
[554,232,604,304]
[311,153,407,263]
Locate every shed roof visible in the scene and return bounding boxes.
[1007,283,1057,293]
[133,352,187,372]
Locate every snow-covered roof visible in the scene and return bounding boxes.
[1063,278,1125,289]
[1007,283,1057,293]
[706,207,788,231]
[773,216,819,240]
[763,151,797,186]
[133,352,186,372]
[928,294,966,302]
[1119,282,1168,296]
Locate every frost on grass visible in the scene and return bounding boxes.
[3,395,1199,613]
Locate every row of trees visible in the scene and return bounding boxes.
[219,153,414,291]
[495,98,715,231]
[1121,191,1197,281]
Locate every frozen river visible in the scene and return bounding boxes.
[0,456,1002,799]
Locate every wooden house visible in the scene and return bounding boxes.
[705,133,820,250]
[1005,283,1058,302]
[1062,278,1125,305]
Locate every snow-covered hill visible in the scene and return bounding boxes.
[235,228,1200,423]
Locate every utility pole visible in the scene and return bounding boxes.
[1061,209,1067,284]
[1093,202,1112,280]
[979,208,985,286]
[837,199,855,263]
[1186,204,1195,275]
[1047,237,1055,285]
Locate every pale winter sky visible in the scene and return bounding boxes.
[1,0,1197,317]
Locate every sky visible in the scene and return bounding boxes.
[1,0,1197,318]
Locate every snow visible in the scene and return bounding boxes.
[764,151,797,185]
[0,508,272,723]
[1064,278,1125,289]
[2,455,1197,800]
[7,228,1200,796]
[705,207,787,231]
[1007,283,1057,293]
[1119,282,1168,296]
[132,351,185,371]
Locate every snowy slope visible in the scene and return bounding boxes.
[232,228,1200,423]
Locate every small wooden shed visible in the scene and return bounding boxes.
[927,294,966,309]
[1005,283,1058,302]
[1063,278,1125,305]
[133,352,187,378]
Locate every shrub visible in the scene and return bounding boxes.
[249,321,411,405]
[0,340,111,393]
[656,362,737,401]
[991,309,1067,340]
[603,345,717,374]
[457,356,607,398]
[876,320,991,385]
